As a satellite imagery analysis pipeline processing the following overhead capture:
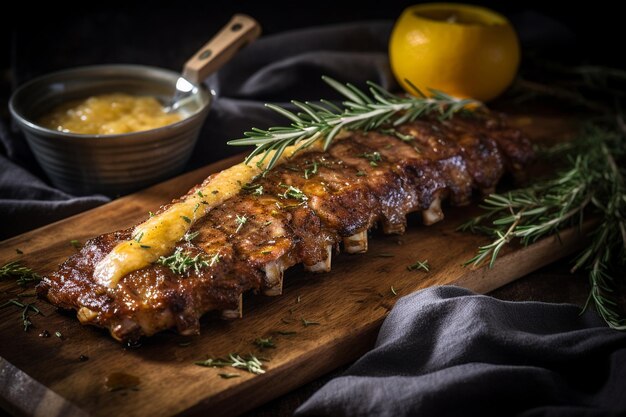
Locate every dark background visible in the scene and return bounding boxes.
[2,0,624,86]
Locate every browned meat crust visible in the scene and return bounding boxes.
[37,114,533,342]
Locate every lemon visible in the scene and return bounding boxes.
[389,3,520,101]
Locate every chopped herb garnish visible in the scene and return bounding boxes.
[178,341,192,347]
[193,202,200,214]
[407,259,430,272]
[296,295,301,303]
[277,330,297,335]
[149,211,155,217]
[380,127,415,142]
[212,190,219,194]
[301,318,320,327]
[140,245,151,249]
[15,248,23,255]
[209,253,221,267]
[157,248,210,274]
[391,286,398,296]
[254,337,276,349]
[180,215,192,224]
[70,239,81,249]
[219,373,241,379]
[262,221,272,227]
[134,232,144,243]
[243,183,264,195]
[197,191,204,198]
[55,331,63,338]
[184,231,200,242]
[304,161,319,179]
[356,171,367,177]
[235,215,248,233]
[280,185,308,201]
[0,261,41,287]
[359,152,382,167]
[261,250,272,255]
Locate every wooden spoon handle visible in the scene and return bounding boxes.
[182,14,261,84]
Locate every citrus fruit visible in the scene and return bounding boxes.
[389,3,520,101]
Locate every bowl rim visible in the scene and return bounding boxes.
[8,64,213,140]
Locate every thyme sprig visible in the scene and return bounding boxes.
[0,261,41,286]
[460,125,626,329]
[157,248,210,274]
[228,76,480,170]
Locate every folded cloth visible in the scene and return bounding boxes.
[295,286,626,417]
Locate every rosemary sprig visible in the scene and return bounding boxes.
[0,299,41,331]
[0,261,41,286]
[157,248,210,274]
[195,353,266,375]
[460,125,626,329]
[228,76,479,170]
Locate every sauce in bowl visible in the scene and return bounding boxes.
[39,93,183,135]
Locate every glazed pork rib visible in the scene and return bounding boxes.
[37,114,533,342]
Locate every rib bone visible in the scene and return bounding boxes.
[422,195,444,225]
[220,294,243,319]
[343,231,368,254]
[263,259,285,296]
[305,244,332,273]
[381,220,406,235]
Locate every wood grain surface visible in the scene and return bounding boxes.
[0,114,583,417]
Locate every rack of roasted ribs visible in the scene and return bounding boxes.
[37,114,533,342]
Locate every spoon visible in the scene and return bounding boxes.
[166,14,261,113]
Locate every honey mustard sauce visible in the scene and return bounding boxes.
[39,93,182,135]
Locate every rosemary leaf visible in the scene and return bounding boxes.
[301,318,320,327]
[407,260,430,272]
[254,337,276,349]
[219,373,240,379]
[0,262,41,286]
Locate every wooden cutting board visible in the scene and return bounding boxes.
[0,114,585,417]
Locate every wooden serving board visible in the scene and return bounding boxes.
[0,114,584,417]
